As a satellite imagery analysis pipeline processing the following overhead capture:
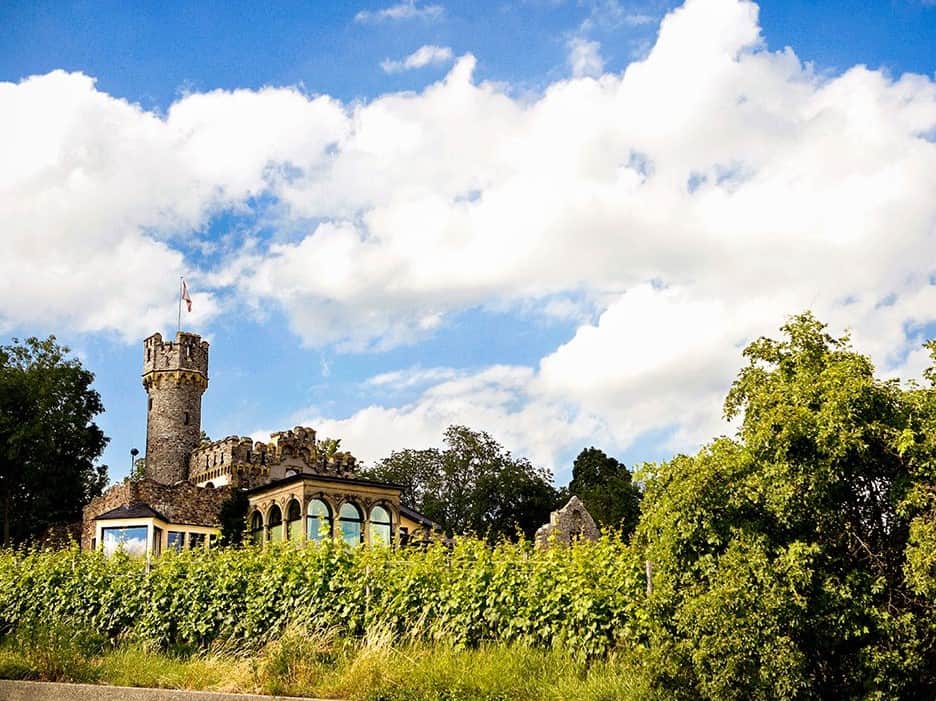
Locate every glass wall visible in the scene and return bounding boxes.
[268,505,284,542]
[286,500,303,541]
[189,533,206,549]
[370,506,392,545]
[250,512,264,545]
[167,531,185,552]
[339,503,363,546]
[307,499,332,541]
[102,526,148,557]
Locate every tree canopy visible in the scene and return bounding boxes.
[0,336,108,545]
[569,447,641,537]
[365,425,559,540]
[630,312,936,699]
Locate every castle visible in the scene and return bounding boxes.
[82,331,439,555]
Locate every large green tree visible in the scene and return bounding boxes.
[629,312,936,700]
[0,336,108,545]
[568,447,641,536]
[365,425,559,540]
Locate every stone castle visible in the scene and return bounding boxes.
[82,331,439,555]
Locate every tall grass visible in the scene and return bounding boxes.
[0,622,644,701]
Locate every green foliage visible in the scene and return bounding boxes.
[8,621,106,683]
[366,425,559,540]
[0,627,649,701]
[0,537,633,660]
[218,489,249,546]
[0,336,109,544]
[318,437,341,460]
[569,447,641,537]
[630,312,936,699]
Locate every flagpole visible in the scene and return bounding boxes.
[178,277,183,335]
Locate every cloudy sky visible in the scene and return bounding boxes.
[2,0,936,483]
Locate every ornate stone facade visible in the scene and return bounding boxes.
[189,426,357,489]
[143,332,209,484]
[534,496,600,548]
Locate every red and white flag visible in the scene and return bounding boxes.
[181,279,192,312]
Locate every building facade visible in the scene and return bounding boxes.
[82,331,439,555]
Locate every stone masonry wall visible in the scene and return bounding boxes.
[189,426,358,488]
[143,332,208,484]
[81,479,231,549]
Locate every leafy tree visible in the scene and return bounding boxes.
[365,425,558,540]
[630,312,936,699]
[124,456,145,483]
[317,437,341,461]
[568,447,641,536]
[218,489,249,546]
[0,336,108,545]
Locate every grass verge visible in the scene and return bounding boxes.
[0,623,645,700]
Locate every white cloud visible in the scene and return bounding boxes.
[580,0,656,32]
[301,365,609,478]
[0,71,346,338]
[381,45,455,74]
[567,37,605,78]
[6,0,936,468]
[355,1,444,23]
[367,366,459,389]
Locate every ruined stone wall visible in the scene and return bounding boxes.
[143,332,208,484]
[534,496,600,549]
[81,479,231,549]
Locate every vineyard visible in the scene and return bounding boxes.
[0,537,639,659]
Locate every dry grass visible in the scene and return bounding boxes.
[0,624,646,701]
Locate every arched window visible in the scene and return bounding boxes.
[369,505,392,546]
[307,499,332,542]
[268,505,283,542]
[286,499,302,541]
[339,503,363,546]
[250,511,264,545]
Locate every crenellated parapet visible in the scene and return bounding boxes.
[188,426,358,488]
[143,332,209,378]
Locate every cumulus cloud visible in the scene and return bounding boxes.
[0,72,346,338]
[567,37,605,77]
[381,45,455,74]
[299,365,609,476]
[5,0,936,469]
[354,1,444,23]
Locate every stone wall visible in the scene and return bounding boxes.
[143,332,209,484]
[81,479,231,549]
[189,426,358,488]
[534,496,600,548]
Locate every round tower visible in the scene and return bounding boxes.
[142,331,209,484]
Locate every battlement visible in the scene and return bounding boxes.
[143,332,209,378]
[188,426,358,488]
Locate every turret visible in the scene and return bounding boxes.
[142,331,209,483]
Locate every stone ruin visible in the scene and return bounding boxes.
[534,495,600,548]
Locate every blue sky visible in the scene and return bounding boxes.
[2,0,936,484]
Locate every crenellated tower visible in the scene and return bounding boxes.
[142,331,209,484]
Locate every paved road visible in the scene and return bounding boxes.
[0,680,342,701]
